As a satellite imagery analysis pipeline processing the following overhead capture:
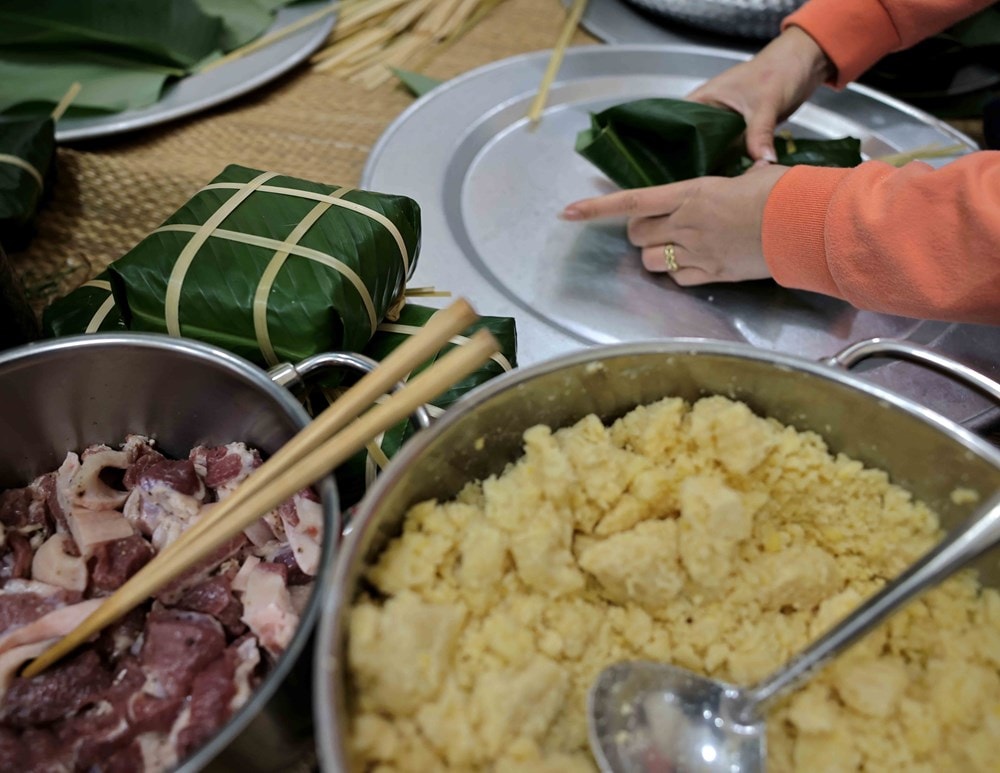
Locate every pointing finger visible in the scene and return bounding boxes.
[560,182,691,221]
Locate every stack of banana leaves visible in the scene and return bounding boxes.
[0,0,307,120]
[576,97,862,190]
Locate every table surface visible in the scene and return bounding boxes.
[9,0,985,313]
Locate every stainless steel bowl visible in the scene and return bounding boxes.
[0,333,341,772]
[314,337,1000,770]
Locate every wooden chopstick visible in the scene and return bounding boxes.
[23,302,496,677]
[526,0,588,124]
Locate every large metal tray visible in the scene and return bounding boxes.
[362,44,998,429]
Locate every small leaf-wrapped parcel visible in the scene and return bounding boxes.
[0,117,55,248]
[106,164,421,367]
[333,303,518,508]
[42,270,125,337]
[576,98,862,189]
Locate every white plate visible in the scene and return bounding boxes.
[362,44,998,429]
[55,2,335,143]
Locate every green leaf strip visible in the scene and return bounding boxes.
[251,188,352,366]
[80,278,117,332]
[377,321,515,372]
[154,222,379,336]
[202,181,414,277]
[160,170,276,336]
[0,152,43,189]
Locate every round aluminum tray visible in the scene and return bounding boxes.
[362,44,997,429]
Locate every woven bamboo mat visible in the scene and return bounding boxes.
[9,0,597,314]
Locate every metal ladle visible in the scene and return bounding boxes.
[589,492,1000,773]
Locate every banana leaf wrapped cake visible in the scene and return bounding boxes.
[333,303,517,507]
[576,97,862,189]
[0,117,55,249]
[44,164,422,366]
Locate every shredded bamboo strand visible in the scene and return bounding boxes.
[328,0,409,41]
[877,142,968,167]
[311,0,512,85]
[50,82,81,122]
[527,0,588,123]
[313,26,395,72]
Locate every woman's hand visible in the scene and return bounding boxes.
[560,164,790,286]
[687,26,834,163]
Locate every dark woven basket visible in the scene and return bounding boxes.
[624,0,806,39]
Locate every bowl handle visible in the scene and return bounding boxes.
[266,351,433,431]
[824,338,1000,405]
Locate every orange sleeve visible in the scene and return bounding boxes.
[782,0,998,87]
[761,153,1000,325]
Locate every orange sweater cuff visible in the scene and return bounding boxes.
[762,165,851,297]
[783,0,900,87]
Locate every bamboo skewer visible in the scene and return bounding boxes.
[50,82,81,122]
[526,0,588,124]
[877,142,968,167]
[23,300,496,678]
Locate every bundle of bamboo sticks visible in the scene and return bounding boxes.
[310,0,509,89]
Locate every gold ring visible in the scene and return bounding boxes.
[663,243,678,272]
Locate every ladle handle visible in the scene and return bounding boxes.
[737,492,1000,722]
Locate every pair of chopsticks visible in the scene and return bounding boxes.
[23,299,497,677]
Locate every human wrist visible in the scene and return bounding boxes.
[782,24,835,86]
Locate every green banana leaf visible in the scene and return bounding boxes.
[107,164,421,367]
[721,136,863,176]
[0,53,180,116]
[333,304,518,508]
[0,0,222,70]
[576,98,746,189]
[391,68,444,98]
[0,0,301,118]
[576,98,862,189]
[41,270,126,337]
[0,117,55,248]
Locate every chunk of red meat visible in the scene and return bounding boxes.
[0,726,25,768]
[0,588,67,637]
[174,576,246,637]
[121,448,165,490]
[58,698,133,770]
[270,547,311,586]
[176,648,238,759]
[40,473,71,535]
[90,534,155,593]
[103,740,145,773]
[21,726,62,770]
[1,649,111,727]
[95,607,147,662]
[140,610,226,699]
[137,458,201,497]
[156,533,247,605]
[0,533,33,581]
[0,488,31,529]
